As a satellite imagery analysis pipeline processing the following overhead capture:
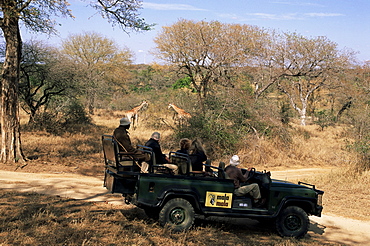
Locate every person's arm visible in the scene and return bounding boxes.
[237,168,247,183]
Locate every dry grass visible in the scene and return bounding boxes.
[0,190,339,246]
[237,123,355,171]
[300,168,370,221]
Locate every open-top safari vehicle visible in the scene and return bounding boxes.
[102,135,324,238]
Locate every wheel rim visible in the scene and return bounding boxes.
[284,215,301,231]
[169,208,185,225]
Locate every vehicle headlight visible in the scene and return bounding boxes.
[317,193,323,206]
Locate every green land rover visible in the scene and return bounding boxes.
[102,135,324,238]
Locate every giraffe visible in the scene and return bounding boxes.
[168,103,191,125]
[123,101,148,129]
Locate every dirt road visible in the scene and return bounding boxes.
[1,169,370,245]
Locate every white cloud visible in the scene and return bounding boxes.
[304,13,344,17]
[218,13,246,21]
[143,2,207,11]
[244,12,344,21]
[248,13,302,20]
[271,1,325,7]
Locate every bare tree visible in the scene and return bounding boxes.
[253,32,355,125]
[0,0,151,163]
[62,32,134,114]
[154,19,264,109]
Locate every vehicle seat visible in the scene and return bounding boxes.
[170,152,192,175]
[218,161,229,179]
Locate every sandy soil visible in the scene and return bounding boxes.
[1,169,370,245]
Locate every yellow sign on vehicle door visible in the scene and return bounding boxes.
[205,191,233,208]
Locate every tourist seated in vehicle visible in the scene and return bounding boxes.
[188,138,207,172]
[176,138,207,172]
[176,138,191,155]
[113,117,148,161]
[225,155,266,208]
[145,132,178,174]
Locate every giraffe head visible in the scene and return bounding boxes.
[141,100,149,109]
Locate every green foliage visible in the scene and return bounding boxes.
[172,76,193,90]
[130,84,154,92]
[280,102,292,125]
[171,92,292,158]
[349,137,370,159]
[346,137,370,172]
[126,65,176,96]
[175,115,240,158]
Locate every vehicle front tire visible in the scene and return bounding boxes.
[159,198,195,232]
[275,206,309,238]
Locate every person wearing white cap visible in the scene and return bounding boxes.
[225,155,265,208]
[113,117,146,160]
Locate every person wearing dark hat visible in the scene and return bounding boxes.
[113,117,146,160]
[225,155,265,208]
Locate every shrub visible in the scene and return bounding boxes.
[314,109,335,131]
[25,100,92,135]
[345,103,370,172]
[175,114,240,158]
[61,100,91,126]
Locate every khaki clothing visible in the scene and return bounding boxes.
[113,126,147,161]
[225,165,261,200]
[234,183,261,199]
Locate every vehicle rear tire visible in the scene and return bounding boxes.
[158,198,195,232]
[275,206,309,238]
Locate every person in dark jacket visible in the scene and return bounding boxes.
[145,132,178,174]
[145,132,170,164]
[188,138,207,172]
[113,117,146,161]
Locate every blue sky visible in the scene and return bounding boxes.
[21,0,370,64]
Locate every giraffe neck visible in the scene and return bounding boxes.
[132,101,147,113]
[170,104,181,113]
[169,104,190,117]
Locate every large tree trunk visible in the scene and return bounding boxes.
[0,11,26,163]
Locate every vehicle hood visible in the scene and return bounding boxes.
[271,179,308,189]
